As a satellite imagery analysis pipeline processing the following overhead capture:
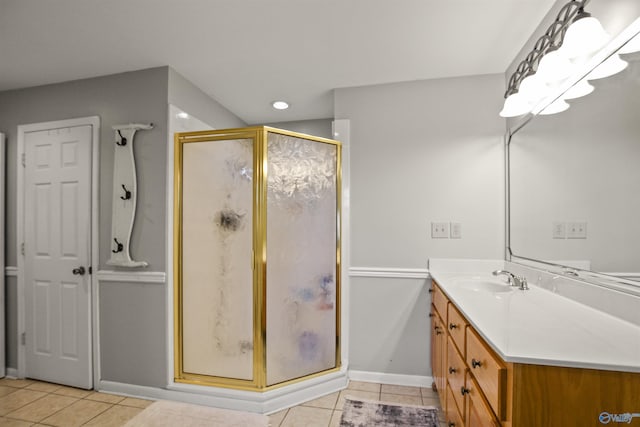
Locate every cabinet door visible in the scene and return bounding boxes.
[447,337,466,421]
[446,383,465,427]
[431,308,446,400]
[466,373,501,427]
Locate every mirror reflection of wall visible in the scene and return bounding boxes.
[510,52,640,279]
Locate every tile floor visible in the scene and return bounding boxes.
[0,378,152,426]
[268,381,446,427]
[0,377,445,426]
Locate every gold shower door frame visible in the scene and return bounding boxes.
[174,126,342,391]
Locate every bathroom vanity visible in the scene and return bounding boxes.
[429,261,640,427]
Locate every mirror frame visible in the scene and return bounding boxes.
[505,17,640,296]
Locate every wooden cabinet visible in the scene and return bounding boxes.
[431,279,640,427]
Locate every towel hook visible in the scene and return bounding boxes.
[120,184,131,200]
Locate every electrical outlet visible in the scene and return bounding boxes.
[450,222,462,239]
[431,222,449,239]
[552,221,566,239]
[567,221,587,239]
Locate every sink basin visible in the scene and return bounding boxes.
[453,278,514,293]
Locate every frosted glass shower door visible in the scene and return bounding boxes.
[265,132,339,386]
[180,138,255,381]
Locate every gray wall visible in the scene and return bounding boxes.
[335,74,506,376]
[168,68,246,129]
[0,67,169,373]
[263,119,334,139]
[0,67,169,271]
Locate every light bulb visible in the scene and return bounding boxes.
[499,93,532,118]
[562,13,610,59]
[518,74,549,105]
[539,98,570,115]
[563,79,594,100]
[537,48,574,84]
[587,54,628,80]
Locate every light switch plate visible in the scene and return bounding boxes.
[450,222,462,239]
[431,222,449,239]
[552,221,566,239]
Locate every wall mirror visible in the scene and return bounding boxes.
[508,21,640,291]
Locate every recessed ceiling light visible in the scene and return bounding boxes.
[272,101,289,110]
[176,112,189,119]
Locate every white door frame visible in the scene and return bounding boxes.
[16,116,100,386]
[0,133,5,378]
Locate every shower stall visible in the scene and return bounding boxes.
[173,126,341,390]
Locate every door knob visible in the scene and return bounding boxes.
[72,266,86,275]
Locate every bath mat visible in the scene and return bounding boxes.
[341,397,439,427]
[123,400,268,427]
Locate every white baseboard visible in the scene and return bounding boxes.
[5,367,18,378]
[348,370,433,388]
[99,368,348,414]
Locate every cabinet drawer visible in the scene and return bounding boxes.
[465,372,501,427]
[446,337,466,420]
[466,328,506,420]
[446,383,465,427]
[447,303,467,356]
[432,282,448,323]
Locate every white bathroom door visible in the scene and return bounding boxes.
[23,125,92,389]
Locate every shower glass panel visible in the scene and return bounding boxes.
[174,127,341,391]
[265,133,338,386]
[180,137,255,381]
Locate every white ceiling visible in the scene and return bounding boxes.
[0,0,556,124]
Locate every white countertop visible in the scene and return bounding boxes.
[430,265,640,373]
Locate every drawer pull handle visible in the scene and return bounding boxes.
[448,367,457,374]
[434,326,443,335]
[471,358,482,368]
[448,423,456,427]
[460,386,469,396]
[449,323,457,330]
[428,289,434,293]
[429,313,434,318]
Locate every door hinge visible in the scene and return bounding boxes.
[21,153,25,167]
[21,242,25,256]
[21,332,26,346]
[88,266,92,275]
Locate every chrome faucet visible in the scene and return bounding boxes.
[492,270,529,290]
[492,270,516,285]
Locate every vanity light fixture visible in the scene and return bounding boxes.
[501,1,590,117]
[500,0,630,117]
[271,100,289,110]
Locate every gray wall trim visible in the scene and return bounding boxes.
[96,270,166,284]
[5,266,17,277]
[349,267,429,279]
